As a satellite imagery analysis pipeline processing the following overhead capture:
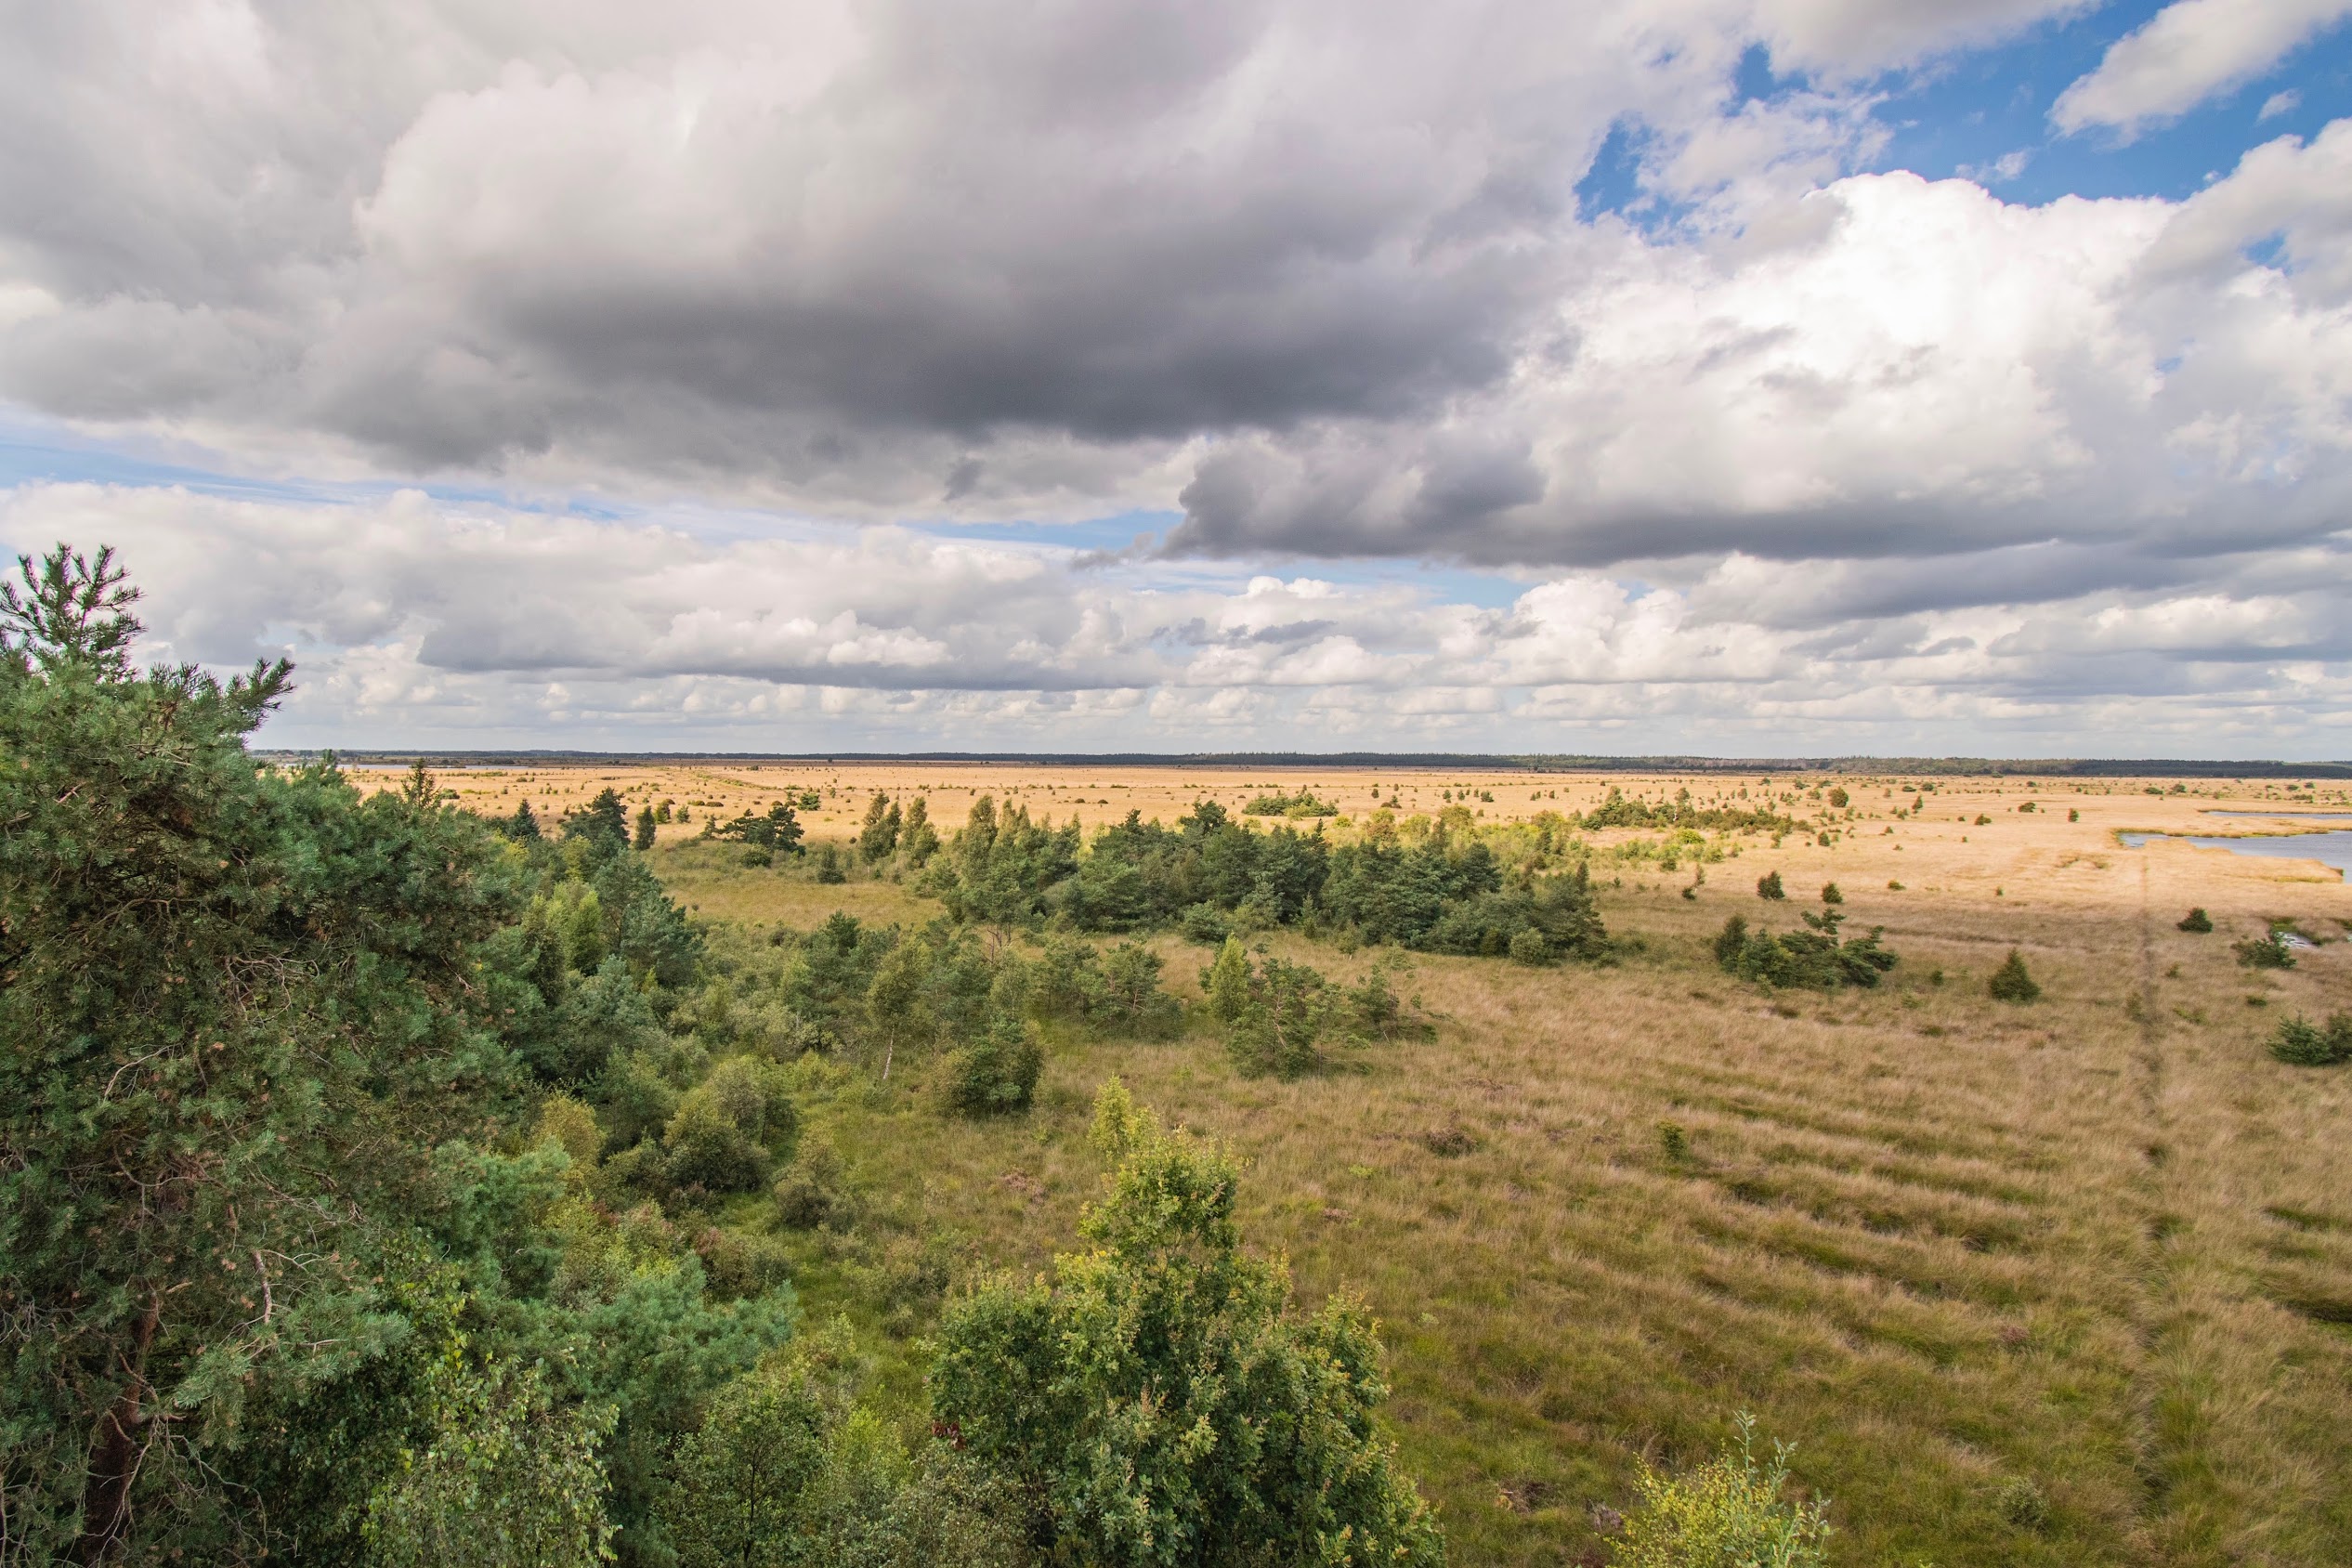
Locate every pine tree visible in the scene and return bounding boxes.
[634,804,658,850]
[1988,948,2041,1002]
[858,791,901,863]
[0,545,513,1559]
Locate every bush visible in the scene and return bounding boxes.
[930,1087,1444,1568]
[1178,900,1232,944]
[775,1132,849,1229]
[1226,953,1338,1078]
[1819,882,1841,906]
[663,1087,772,1194]
[941,1015,1044,1116]
[2235,933,2295,969]
[1202,935,1252,1026]
[1994,1475,2050,1532]
[1612,1412,1828,1568]
[1757,870,1785,900]
[1508,927,1553,966]
[1988,949,2041,1003]
[365,1362,616,1568]
[2177,908,2213,933]
[1242,789,1337,817]
[2269,1013,2352,1066]
[1716,910,1897,990]
[814,844,848,884]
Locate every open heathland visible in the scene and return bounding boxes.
[390,757,2352,1568]
[21,579,2352,1568]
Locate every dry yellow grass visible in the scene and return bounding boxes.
[414,761,2352,1565]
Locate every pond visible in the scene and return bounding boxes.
[2119,828,2352,877]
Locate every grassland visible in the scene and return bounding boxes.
[399,762,2352,1566]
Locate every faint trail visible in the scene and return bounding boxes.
[2127,857,2198,1566]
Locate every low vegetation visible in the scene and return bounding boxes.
[14,543,2352,1568]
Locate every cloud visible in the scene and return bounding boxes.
[2051,0,2352,140]
[0,0,2343,757]
[5,480,2347,755]
[0,0,2096,516]
[1169,152,2352,568]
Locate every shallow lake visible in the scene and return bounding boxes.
[2120,829,2352,877]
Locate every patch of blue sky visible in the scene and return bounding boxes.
[1862,0,2352,205]
[0,409,651,521]
[1574,118,1699,232]
[1582,5,2350,229]
[904,507,1178,556]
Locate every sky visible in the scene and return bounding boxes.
[1,0,2348,757]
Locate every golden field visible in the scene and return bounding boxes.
[379,761,2352,1566]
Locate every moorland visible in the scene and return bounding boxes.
[329,755,2352,1567]
[10,542,2352,1568]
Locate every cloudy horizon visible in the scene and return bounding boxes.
[3,0,2348,757]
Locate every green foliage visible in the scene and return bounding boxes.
[2234,932,2296,969]
[0,544,532,1561]
[363,1355,617,1568]
[899,793,940,866]
[1993,1475,2051,1532]
[941,1015,1046,1116]
[859,791,903,864]
[1225,952,1340,1079]
[1203,935,1253,1025]
[1819,882,1842,906]
[2268,1013,2352,1066]
[1243,789,1338,817]
[1579,787,1796,836]
[1757,870,1786,900]
[2177,907,2213,933]
[1988,949,2042,1002]
[816,844,848,882]
[1612,1413,1830,1568]
[932,1088,1446,1568]
[1715,911,1899,990]
[660,1326,1022,1568]
[0,544,787,1564]
[774,1132,851,1230]
[710,801,806,855]
[635,805,658,850]
[567,788,632,850]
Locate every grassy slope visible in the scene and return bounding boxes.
[648,829,2352,1568]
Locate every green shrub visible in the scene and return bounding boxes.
[1717,910,1897,990]
[1242,789,1338,817]
[1757,870,1785,900]
[2235,933,2295,969]
[941,1015,1044,1116]
[1509,927,1553,966]
[1202,935,1253,1026]
[1988,949,2041,1003]
[930,1087,1444,1568]
[1226,953,1338,1078]
[660,1326,1024,1568]
[1612,1412,1829,1568]
[1178,900,1233,944]
[2269,1013,2352,1066]
[2177,908,2213,933]
[663,1086,772,1194]
[1819,882,1842,906]
[1994,1475,2051,1532]
[1657,1121,1690,1160]
[364,1361,616,1568]
[815,844,848,884]
[774,1132,849,1229]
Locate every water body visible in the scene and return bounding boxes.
[2120,829,2352,877]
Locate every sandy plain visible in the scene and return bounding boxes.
[353,759,2352,1565]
